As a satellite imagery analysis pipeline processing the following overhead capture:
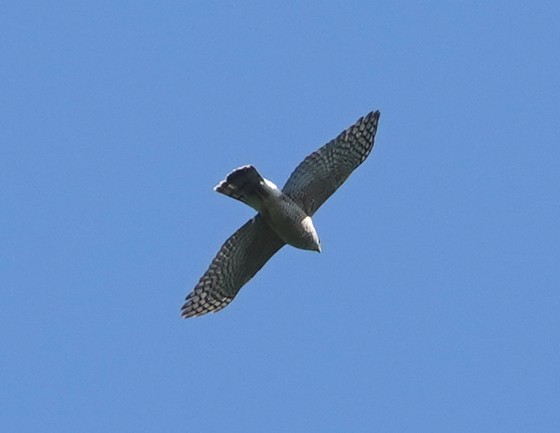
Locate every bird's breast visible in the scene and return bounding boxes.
[259,194,320,251]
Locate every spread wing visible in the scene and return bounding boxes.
[181,215,285,318]
[282,111,380,216]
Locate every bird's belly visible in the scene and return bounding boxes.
[259,197,314,250]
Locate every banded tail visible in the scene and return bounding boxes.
[214,165,274,211]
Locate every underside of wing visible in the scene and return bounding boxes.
[181,215,285,318]
[282,111,380,216]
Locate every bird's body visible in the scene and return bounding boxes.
[181,111,381,318]
[215,165,321,252]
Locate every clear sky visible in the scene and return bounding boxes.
[2,1,559,432]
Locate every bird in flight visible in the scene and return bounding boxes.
[181,111,381,318]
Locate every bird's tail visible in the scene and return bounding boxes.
[214,165,268,210]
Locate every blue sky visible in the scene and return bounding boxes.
[2,1,559,432]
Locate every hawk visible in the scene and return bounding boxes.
[181,111,381,318]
